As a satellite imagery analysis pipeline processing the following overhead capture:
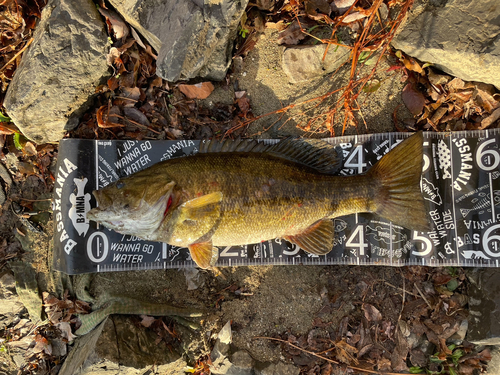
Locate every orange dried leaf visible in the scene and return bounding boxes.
[178,82,214,99]
[402,56,422,73]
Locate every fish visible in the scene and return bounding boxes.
[87,132,430,269]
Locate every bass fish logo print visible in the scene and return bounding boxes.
[68,178,91,236]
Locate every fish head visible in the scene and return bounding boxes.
[87,175,176,237]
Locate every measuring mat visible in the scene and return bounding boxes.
[53,130,500,274]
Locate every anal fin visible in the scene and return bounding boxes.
[189,240,219,269]
[284,219,334,255]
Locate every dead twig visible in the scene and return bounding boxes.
[0,37,33,72]
[414,283,432,309]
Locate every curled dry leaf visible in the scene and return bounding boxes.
[480,107,500,129]
[342,12,366,23]
[130,26,146,49]
[401,56,423,74]
[265,20,287,31]
[96,104,124,128]
[277,21,306,45]
[402,83,426,116]
[234,91,246,99]
[56,322,77,342]
[236,93,251,115]
[119,87,141,105]
[24,141,37,156]
[106,47,122,67]
[140,315,156,328]
[98,7,129,39]
[362,303,382,322]
[123,107,151,127]
[305,0,331,20]
[178,82,214,99]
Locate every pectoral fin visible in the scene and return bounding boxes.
[189,240,219,269]
[167,192,223,248]
[180,192,223,220]
[284,219,334,255]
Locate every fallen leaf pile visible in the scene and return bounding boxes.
[3,292,90,375]
[70,2,254,141]
[271,266,490,375]
[396,51,500,132]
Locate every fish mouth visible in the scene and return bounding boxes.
[86,190,109,222]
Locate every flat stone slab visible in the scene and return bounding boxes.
[466,268,500,345]
[392,0,500,89]
[109,0,248,82]
[282,44,351,83]
[4,0,110,144]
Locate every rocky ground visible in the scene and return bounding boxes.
[0,0,500,374]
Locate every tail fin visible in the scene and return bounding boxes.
[367,132,430,232]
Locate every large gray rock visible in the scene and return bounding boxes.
[282,44,351,83]
[4,0,110,143]
[392,0,500,89]
[108,0,248,82]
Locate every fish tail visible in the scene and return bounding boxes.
[367,132,430,232]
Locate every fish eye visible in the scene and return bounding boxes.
[116,181,125,189]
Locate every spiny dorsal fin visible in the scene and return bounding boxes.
[284,219,334,255]
[199,138,342,174]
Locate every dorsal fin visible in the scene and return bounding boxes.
[198,138,342,174]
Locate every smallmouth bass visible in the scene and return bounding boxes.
[87,132,430,268]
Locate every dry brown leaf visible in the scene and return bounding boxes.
[106,47,122,67]
[265,21,287,31]
[402,56,423,74]
[342,11,366,23]
[362,303,382,322]
[333,0,356,14]
[130,26,146,49]
[480,107,500,129]
[447,77,465,91]
[120,87,141,105]
[56,322,77,342]
[427,69,451,85]
[402,83,425,115]
[140,315,156,328]
[305,0,331,19]
[430,106,448,124]
[123,107,150,127]
[335,339,359,365]
[99,7,129,39]
[24,141,37,156]
[96,104,124,128]
[178,82,214,99]
[277,21,306,45]
[474,85,500,113]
